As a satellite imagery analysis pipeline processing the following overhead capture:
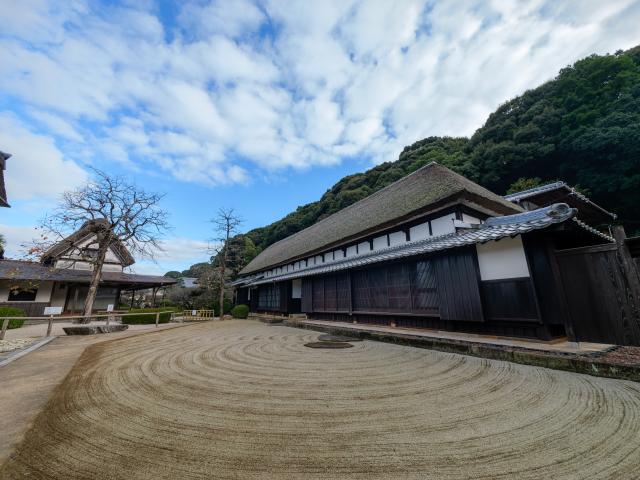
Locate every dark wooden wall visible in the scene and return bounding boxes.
[480,278,538,322]
[434,248,483,322]
[301,247,489,321]
[236,288,249,305]
[556,243,640,346]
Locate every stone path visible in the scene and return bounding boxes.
[1,320,639,479]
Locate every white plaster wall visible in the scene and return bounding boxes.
[476,235,530,281]
[314,255,324,265]
[409,222,430,241]
[431,214,456,236]
[102,264,123,272]
[50,283,68,308]
[358,241,370,254]
[0,281,53,303]
[0,283,9,302]
[291,279,302,299]
[332,250,344,261]
[462,213,481,225]
[35,281,54,303]
[346,245,357,257]
[388,231,406,247]
[372,235,388,250]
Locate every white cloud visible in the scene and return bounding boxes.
[0,0,638,190]
[0,114,88,201]
[131,236,210,275]
[0,224,40,259]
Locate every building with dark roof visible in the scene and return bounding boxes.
[0,151,11,208]
[234,163,640,346]
[0,221,176,316]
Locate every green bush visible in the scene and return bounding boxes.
[121,308,173,325]
[0,306,26,329]
[230,304,250,319]
[213,299,234,317]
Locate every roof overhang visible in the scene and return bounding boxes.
[0,260,177,290]
[241,203,602,287]
[504,182,616,225]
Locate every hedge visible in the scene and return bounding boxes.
[121,308,173,325]
[0,306,26,329]
[231,304,250,319]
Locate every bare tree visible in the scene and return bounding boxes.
[37,170,170,322]
[210,208,242,319]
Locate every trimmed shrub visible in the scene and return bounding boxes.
[122,308,173,325]
[0,306,26,329]
[231,304,250,319]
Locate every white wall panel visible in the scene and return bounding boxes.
[35,281,53,303]
[358,241,370,254]
[388,231,406,246]
[409,222,430,241]
[476,235,530,280]
[372,235,388,250]
[462,213,481,225]
[346,245,357,257]
[431,214,456,236]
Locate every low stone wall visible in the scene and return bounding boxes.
[284,319,640,383]
[63,325,129,335]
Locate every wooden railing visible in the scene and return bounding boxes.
[182,310,215,321]
[0,310,176,340]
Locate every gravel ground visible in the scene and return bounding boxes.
[1,320,639,479]
[0,339,35,354]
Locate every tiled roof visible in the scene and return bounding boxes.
[244,203,588,286]
[504,181,616,223]
[0,260,177,288]
[241,162,522,274]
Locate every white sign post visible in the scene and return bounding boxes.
[43,306,62,337]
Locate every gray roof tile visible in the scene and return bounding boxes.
[244,203,596,286]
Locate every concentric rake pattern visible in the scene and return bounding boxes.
[2,321,639,479]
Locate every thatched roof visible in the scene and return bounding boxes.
[0,151,10,208]
[42,219,135,267]
[240,162,522,274]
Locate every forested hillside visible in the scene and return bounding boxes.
[187,45,640,276]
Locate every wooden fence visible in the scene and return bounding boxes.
[0,310,176,340]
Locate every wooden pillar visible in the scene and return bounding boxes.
[73,287,79,315]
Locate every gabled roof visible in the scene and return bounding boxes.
[41,219,135,267]
[0,151,10,208]
[245,203,609,286]
[240,162,522,275]
[504,181,616,224]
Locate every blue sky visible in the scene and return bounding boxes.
[1,0,639,274]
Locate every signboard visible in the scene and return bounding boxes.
[192,310,197,316]
[107,304,114,312]
[44,306,63,315]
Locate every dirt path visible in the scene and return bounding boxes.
[1,320,639,479]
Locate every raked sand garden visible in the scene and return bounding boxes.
[1,320,639,479]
